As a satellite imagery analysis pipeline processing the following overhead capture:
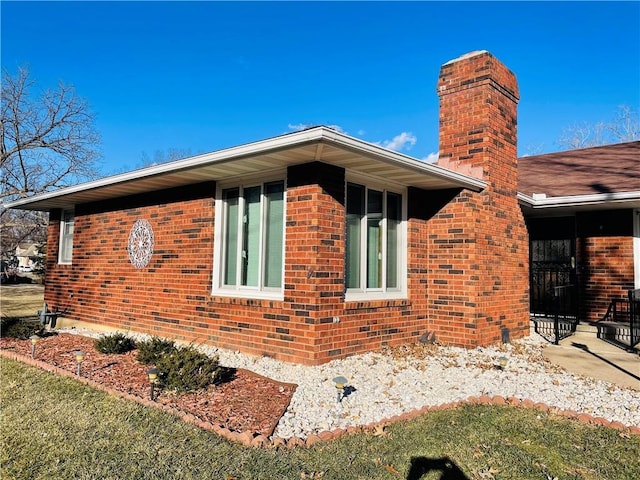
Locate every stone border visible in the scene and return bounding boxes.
[2,349,639,449]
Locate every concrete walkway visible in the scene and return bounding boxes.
[542,324,640,391]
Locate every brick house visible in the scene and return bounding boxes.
[6,51,638,364]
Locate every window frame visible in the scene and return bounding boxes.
[212,175,286,300]
[344,177,407,302]
[58,208,75,264]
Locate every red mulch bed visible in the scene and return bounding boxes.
[0,333,296,437]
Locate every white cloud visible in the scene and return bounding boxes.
[288,123,313,132]
[326,124,345,133]
[422,151,439,163]
[381,132,417,151]
[287,123,346,134]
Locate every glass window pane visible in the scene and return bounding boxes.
[386,192,401,289]
[60,210,74,263]
[63,210,74,235]
[242,186,261,287]
[222,189,239,285]
[367,190,383,288]
[264,181,284,288]
[346,183,364,289]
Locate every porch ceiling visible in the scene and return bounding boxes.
[5,127,486,211]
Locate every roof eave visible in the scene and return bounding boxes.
[518,191,640,214]
[3,127,486,211]
[4,128,328,210]
[317,128,486,191]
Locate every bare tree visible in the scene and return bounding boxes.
[1,66,101,261]
[108,147,195,174]
[140,147,193,167]
[557,104,639,150]
[609,104,640,142]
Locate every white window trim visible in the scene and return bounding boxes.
[212,174,286,301]
[344,175,408,302]
[58,208,74,265]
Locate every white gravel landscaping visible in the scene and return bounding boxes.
[62,327,640,439]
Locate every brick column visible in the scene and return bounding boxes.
[285,162,346,363]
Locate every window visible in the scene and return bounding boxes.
[215,180,285,297]
[59,209,74,264]
[346,182,404,298]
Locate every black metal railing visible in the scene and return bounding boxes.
[551,285,578,345]
[530,265,575,316]
[532,284,578,345]
[630,289,640,349]
[596,289,640,351]
[601,298,630,323]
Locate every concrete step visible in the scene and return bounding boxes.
[531,319,632,335]
[575,322,598,334]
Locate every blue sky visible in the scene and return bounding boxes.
[2,1,639,176]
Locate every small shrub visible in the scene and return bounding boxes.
[136,336,176,365]
[0,318,44,339]
[156,346,220,393]
[94,333,136,354]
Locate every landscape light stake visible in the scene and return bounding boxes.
[147,367,159,401]
[29,335,41,359]
[74,350,85,376]
[497,356,508,370]
[333,376,348,404]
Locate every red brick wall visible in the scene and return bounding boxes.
[44,171,429,365]
[578,236,635,321]
[576,209,636,321]
[43,51,531,364]
[45,184,319,363]
[45,184,217,343]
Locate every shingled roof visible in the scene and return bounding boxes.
[518,141,640,198]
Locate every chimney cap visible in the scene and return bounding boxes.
[443,50,490,65]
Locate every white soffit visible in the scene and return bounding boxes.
[5,127,486,211]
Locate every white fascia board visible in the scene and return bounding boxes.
[518,191,640,209]
[4,126,486,210]
[4,128,327,209]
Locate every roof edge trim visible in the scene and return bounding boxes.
[4,126,486,210]
[518,191,640,209]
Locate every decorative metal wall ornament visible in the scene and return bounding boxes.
[127,219,154,268]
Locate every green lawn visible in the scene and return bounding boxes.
[0,284,44,318]
[2,358,639,480]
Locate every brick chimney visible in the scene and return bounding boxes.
[437,50,519,187]
[428,51,529,346]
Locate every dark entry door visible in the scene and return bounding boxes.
[529,217,578,318]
